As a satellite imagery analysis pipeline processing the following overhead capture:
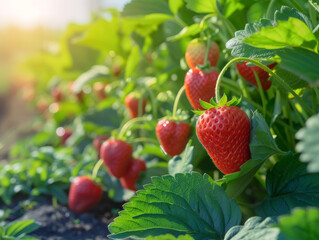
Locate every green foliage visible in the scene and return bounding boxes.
[296,113,319,173]
[168,144,194,175]
[224,217,281,240]
[72,65,109,93]
[255,153,319,217]
[244,18,318,51]
[0,220,39,240]
[184,0,217,14]
[218,110,283,199]
[108,172,241,239]
[278,208,319,240]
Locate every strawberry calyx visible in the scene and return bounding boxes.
[193,94,241,115]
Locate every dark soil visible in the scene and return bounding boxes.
[2,194,124,240]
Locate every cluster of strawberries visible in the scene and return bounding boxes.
[67,38,277,214]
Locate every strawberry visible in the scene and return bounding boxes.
[93,136,109,152]
[120,158,146,191]
[185,39,220,69]
[93,82,107,100]
[196,104,251,174]
[236,62,277,90]
[156,119,191,157]
[56,127,72,145]
[68,81,84,102]
[100,139,133,178]
[51,87,63,102]
[125,94,147,118]
[184,68,219,110]
[68,176,103,213]
[113,65,121,77]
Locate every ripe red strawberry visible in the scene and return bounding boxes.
[93,136,109,152]
[120,158,146,191]
[113,65,121,77]
[51,87,63,102]
[68,176,102,213]
[156,119,191,157]
[100,139,133,178]
[56,127,72,145]
[196,106,251,174]
[125,94,147,118]
[236,62,277,90]
[184,68,219,110]
[185,39,220,69]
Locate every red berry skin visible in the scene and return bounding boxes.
[68,176,103,214]
[56,127,72,145]
[120,158,146,191]
[156,119,191,157]
[93,136,109,152]
[125,94,147,119]
[236,62,277,91]
[185,40,220,69]
[196,106,251,175]
[51,87,63,102]
[100,139,133,178]
[184,68,219,110]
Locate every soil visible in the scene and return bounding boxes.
[2,194,124,240]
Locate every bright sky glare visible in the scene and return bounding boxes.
[0,0,130,28]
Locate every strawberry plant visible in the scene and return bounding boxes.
[1,0,319,239]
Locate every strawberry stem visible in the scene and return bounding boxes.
[172,85,185,119]
[128,137,158,145]
[92,159,104,181]
[118,117,148,139]
[215,57,314,117]
[253,71,267,118]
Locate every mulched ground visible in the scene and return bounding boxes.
[2,194,124,240]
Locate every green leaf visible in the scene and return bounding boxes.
[168,144,194,175]
[309,0,319,13]
[75,18,119,52]
[122,0,172,16]
[125,45,141,79]
[217,110,283,199]
[5,220,39,237]
[226,19,277,59]
[255,153,319,217]
[244,18,318,52]
[147,234,195,240]
[82,108,120,129]
[274,5,313,30]
[167,24,201,41]
[224,217,281,240]
[296,113,319,173]
[218,94,228,106]
[277,47,319,84]
[168,0,184,15]
[278,208,319,240]
[108,172,241,239]
[199,99,215,109]
[184,0,217,13]
[73,65,109,93]
[271,66,309,90]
